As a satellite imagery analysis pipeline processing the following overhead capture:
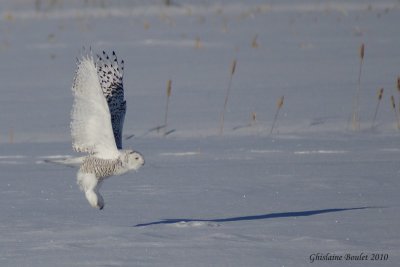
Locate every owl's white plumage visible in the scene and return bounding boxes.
[71,51,144,210]
[71,55,119,159]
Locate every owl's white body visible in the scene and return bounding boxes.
[77,150,143,209]
[71,51,144,209]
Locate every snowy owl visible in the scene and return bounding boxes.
[71,50,144,210]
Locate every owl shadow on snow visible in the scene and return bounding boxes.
[134,206,375,227]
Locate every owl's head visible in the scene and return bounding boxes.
[122,150,145,170]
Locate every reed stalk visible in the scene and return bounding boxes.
[9,128,14,144]
[252,34,259,48]
[397,76,400,114]
[270,96,284,135]
[163,79,172,136]
[219,59,237,135]
[371,88,383,129]
[195,37,202,49]
[351,43,365,131]
[390,95,400,130]
[397,76,400,91]
[251,112,257,126]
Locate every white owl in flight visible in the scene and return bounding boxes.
[71,50,144,210]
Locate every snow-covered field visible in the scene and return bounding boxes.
[1,0,400,266]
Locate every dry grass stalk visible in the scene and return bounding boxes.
[397,76,400,91]
[390,95,395,109]
[163,79,172,136]
[219,59,237,135]
[143,21,150,30]
[351,43,365,131]
[397,76,400,113]
[359,43,365,59]
[371,88,383,129]
[251,112,257,126]
[195,37,203,49]
[252,34,259,48]
[9,128,14,144]
[270,96,284,135]
[390,95,400,129]
[378,88,383,99]
[231,60,237,75]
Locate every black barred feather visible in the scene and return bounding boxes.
[96,51,126,149]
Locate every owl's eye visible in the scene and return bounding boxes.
[135,157,139,160]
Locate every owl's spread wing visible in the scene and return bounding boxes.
[71,55,119,159]
[96,51,126,149]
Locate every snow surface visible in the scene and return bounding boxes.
[0,0,400,266]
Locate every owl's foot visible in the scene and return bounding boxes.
[85,189,104,210]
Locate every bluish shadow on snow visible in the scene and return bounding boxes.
[134,207,372,227]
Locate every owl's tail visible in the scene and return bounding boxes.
[44,156,85,168]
